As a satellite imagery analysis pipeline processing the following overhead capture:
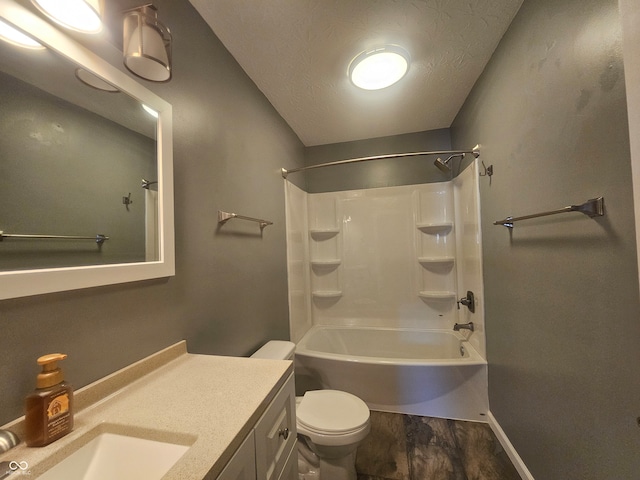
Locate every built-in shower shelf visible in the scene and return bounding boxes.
[418,256,455,266]
[418,291,456,300]
[311,259,341,267]
[310,228,340,240]
[416,222,453,234]
[312,290,343,298]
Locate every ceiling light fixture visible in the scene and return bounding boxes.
[123,4,172,83]
[0,19,45,49]
[31,0,103,34]
[348,45,410,90]
[75,68,119,92]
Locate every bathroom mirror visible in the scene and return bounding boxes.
[0,2,175,299]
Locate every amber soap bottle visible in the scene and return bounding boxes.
[25,353,74,447]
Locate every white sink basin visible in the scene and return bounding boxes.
[38,432,190,480]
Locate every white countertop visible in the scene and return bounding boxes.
[0,341,293,479]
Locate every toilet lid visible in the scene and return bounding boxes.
[297,390,370,434]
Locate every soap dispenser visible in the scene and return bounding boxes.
[25,353,74,447]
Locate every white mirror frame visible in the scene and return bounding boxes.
[620,0,640,299]
[0,1,175,299]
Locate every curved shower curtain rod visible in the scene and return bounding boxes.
[280,147,480,178]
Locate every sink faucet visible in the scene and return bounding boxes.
[453,322,474,332]
[0,430,19,454]
[0,430,22,480]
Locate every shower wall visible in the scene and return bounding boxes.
[286,162,485,358]
[285,181,312,343]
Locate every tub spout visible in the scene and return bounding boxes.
[453,322,474,332]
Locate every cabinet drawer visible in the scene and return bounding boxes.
[255,374,296,480]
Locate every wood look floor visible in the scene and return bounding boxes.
[355,412,521,480]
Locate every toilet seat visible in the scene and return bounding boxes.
[296,390,370,446]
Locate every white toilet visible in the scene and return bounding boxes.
[251,341,370,480]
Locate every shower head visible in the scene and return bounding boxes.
[433,153,466,173]
[434,157,451,173]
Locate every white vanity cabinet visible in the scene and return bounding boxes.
[2,344,295,480]
[217,374,297,480]
[216,431,257,480]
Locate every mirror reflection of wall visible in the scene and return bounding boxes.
[0,33,158,271]
[0,73,158,271]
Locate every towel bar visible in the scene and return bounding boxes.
[493,197,604,228]
[0,231,109,245]
[217,211,273,230]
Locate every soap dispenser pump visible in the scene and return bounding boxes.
[25,353,74,447]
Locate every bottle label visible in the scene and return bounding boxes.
[47,393,71,439]
[47,393,69,419]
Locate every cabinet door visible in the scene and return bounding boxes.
[255,374,297,480]
[216,431,257,480]
[277,443,298,480]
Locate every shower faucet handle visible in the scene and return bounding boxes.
[457,291,475,313]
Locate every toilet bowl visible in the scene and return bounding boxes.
[251,341,370,480]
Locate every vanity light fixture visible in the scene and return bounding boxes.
[123,4,172,82]
[348,45,410,90]
[0,19,45,49]
[31,0,103,34]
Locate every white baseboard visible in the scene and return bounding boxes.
[487,411,535,480]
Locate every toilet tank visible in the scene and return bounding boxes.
[250,341,295,360]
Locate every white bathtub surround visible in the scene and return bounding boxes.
[284,161,487,421]
[145,188,159,262]
[453,160,485,358]
[285,180,313,343]
[286,162,485,345]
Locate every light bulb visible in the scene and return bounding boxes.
[32,0,102,34]
[349,46,410,90]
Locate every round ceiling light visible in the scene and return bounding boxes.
[31,0,102,34]
[348,45,410,90]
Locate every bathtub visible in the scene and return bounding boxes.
[294,325,489,422]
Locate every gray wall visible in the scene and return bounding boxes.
[451,0,640,478]
[0,0,305,426]
[304,129,452,193]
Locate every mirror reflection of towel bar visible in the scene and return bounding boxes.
[0,231,109,245]
[494,197,604,228]
[217,211,273,230]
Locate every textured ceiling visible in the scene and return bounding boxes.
[189,0,523,146]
